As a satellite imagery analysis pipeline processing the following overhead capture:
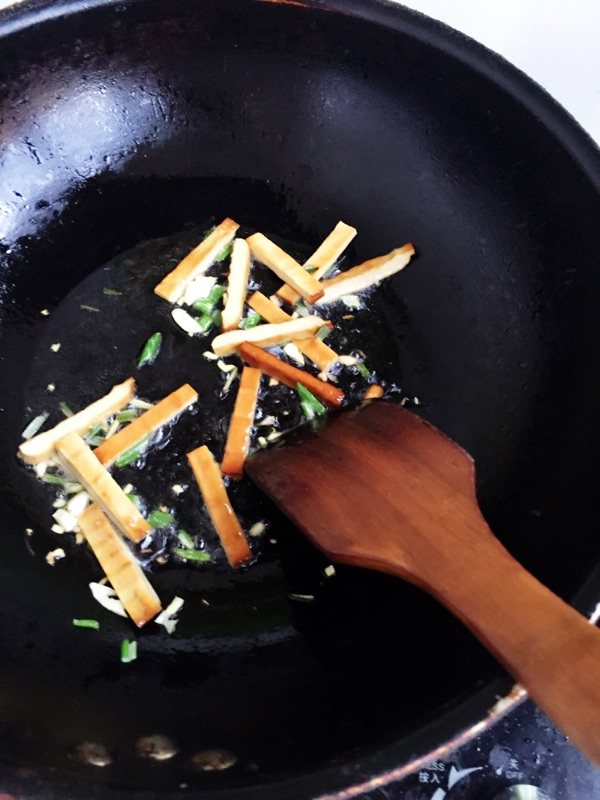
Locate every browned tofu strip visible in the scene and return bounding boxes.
[246,233,324,303]
[187,445,252,569]
[55,433,152,543]
[79,504,162,627]
[276,221,357,306]
[239,343,344,409]
[221,367,261,478]
[18,378,135,465]
[211,316,329,357]
[154,218,239,303]
[94,384,198,467]
[221,239,252,332]
[315,244,415,305]
[247,291,338,374]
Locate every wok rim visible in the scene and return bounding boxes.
[0,0,598,797]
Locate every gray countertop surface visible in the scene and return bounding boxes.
[398,0,600,145]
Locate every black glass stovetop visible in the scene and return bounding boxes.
[356,700,600,800]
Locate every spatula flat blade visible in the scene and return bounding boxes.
[247,402,600,767]
[246,401,481,580]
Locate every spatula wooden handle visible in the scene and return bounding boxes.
[392,523,600,765]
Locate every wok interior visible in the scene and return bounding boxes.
[0,0,599,795]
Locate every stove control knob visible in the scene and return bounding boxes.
[493,786,553,800]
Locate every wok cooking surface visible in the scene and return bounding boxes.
[0,1,599,798]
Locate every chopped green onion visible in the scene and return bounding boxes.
[239,312,262,329]
[86,423,105,438]
[203,225,216,239]
[130,398,153,410]
[296,383,327,418]
[356,362,370,379]
[116,409,138,423]
[300,400,316,420]
[172,547,212,562]
[194,314,215,333]
[193,298,215,315]
[120,639,138,663]
[41,473,66,486]
[147,509,174,528]
[304,265,318,273]
[222,367,239,395]
[215,243,233,262]
[177,529,195,549]
[126,493,142,510]
[294,301,311,317]
[103,287,122,296]
[208,284,226,304]
[321,263,337,279]
[73,618,100,630]
[59,401,74,418]
[80,304,100,313]
[192,286,225,321]
[114,437,149,468]
[22,412,49,439]
[315,325,331,342]
[137,332,162,368]
[86,435,105,447]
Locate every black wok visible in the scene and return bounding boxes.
[0,1,599,798]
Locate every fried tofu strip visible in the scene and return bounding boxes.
[211,316,329,357]
[315,244,415,305]
[363,384,384,400]
[79,504,161,627]
[247,291,338,374]
[221,367,261,479]
[93,384,198,467]
[154,218,239,303]
[55,433,152,543]
[239,343,344,408]
[276,221,357,306]
[18,378,135,465]
[221,239,252,332]
[246,233,324,304]
[187,445,252,568]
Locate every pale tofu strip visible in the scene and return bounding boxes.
[55,433,152,543]
[94,384,198,467]
[211,316,329,357]
[154,218,239,303]
[187,445,252,569]
[79,504,162,627]
[246,233,324,304]
[315,244,415,305]
[18,378,135,465]
[248,291,338,374]
[276,221,357,306]
[221,367,261,479]
[221,239,251,332]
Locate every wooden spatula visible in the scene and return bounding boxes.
[246,401,600,765]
